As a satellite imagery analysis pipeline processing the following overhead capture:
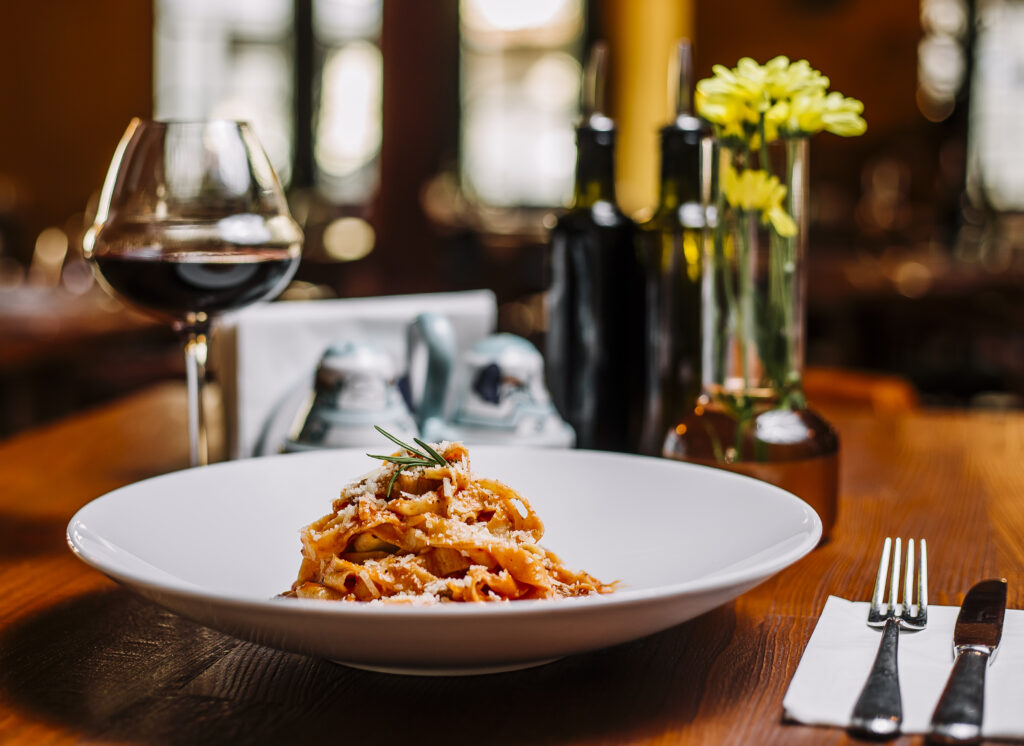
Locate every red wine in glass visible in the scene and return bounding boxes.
[84,119,303,466]
[93,248,298,323]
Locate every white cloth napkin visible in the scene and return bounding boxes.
[784,595,1024,738]
[212,290,497,459]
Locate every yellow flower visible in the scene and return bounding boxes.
[765,58,830,100]
[820,91,867,136]
[781,91,824,134]
[694,89,751,140]
[701,60,766,109]
[777,90,866,137]
[733,57,773,112]
[722,165,798,237]
[696,56,866,143]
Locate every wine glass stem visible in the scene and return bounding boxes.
[183,327,210,467]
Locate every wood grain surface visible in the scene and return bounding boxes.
[0,383,1021,745]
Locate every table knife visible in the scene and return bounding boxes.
[928,578,1008,744]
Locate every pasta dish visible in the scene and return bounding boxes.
[285,433,612,603]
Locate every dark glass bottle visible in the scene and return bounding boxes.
[636,40,710,456]
[546,43,642,452]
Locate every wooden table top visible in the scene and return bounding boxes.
[1,382,1022,745]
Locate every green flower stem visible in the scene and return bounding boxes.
[715,180,735,384]
[768,227,787,380]
[783,137,797,333]
[733,211,758,456]
[757,114,770,172]
[737,212,755,390]
[782,138,805,409]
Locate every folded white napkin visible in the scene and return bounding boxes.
[212,290,496,459]
[784,595,1024,738]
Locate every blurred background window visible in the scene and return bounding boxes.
[312,0,383,205]
[155,0,384,207]
[154,0,388,277]
[155,0,296,186]
[458,0,584,209]
[965,0,1024,213]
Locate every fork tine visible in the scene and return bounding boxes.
[889,538,902,614]
[871,537,892,610]
[919,538,928,613]
[904,539,915,613]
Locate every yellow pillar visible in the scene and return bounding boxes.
[604,0,695,217]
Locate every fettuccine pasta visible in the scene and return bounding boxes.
[286,441,611,603]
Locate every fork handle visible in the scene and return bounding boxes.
[849,617,902,737]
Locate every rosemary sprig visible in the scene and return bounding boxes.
[414,437,447,466]
[367,425,449,497]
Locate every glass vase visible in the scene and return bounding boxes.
[663,136,839,538]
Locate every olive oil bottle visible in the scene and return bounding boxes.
[546,43,643,452]
[636,41,710,456]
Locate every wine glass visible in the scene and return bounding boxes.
[83,119,303,467]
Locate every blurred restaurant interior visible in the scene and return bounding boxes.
[0,0,1019,438]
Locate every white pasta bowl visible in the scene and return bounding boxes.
[67,447,821,675]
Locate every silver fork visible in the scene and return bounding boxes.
[849,537,929,738]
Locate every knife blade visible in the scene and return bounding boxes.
[928,578,1008,744]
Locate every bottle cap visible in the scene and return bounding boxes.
[580,41,615,134]
[662,39,708,142]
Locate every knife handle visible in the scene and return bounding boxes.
[849,616,902,737]
[929,647,990,744]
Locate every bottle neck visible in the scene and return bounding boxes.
[572,127,617,208]
[657,128,703,208]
